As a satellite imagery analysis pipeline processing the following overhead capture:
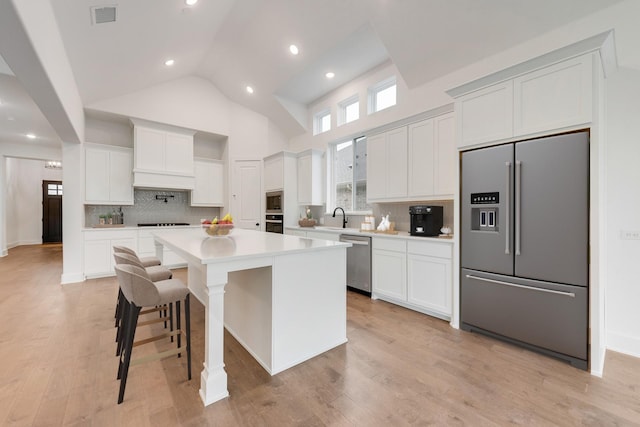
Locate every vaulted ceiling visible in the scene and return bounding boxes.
[0,0,625,147]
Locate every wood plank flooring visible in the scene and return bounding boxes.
[1,244,639,426]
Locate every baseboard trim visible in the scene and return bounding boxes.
[61,272,85,285]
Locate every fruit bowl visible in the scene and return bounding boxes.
[202,223,234,237]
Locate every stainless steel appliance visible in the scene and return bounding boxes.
[460,131,589,370]
[266,191,283,214]
[409,205,443,236]
[339,234,371,295]
[265,214,283,234]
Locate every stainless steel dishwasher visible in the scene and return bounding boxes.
[339,234,371,295]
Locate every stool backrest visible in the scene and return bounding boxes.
[113,245,139,258]
[114,252,145,269]
[114,264,161,307]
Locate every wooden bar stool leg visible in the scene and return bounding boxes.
[116,300,129,357]
[176,300,181,357]
[118,303,141,404]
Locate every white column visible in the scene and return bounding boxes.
[0,156,6,257]
[199,265,229,406]
[61,141,85,284]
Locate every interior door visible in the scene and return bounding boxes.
[42,180,63,243]
[515,132,589,286]
[460,144,514,275]
[231,160,262,230]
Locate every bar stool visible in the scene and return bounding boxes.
[114,264,191,404]
[113,252,174,356]
[113,245,162,267]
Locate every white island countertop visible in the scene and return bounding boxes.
[153,227,349,264]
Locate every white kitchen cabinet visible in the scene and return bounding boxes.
[137,228,187,268]
[407,119,435,197]
[297,149,323,206]
[434,113,456,195]
[83,229,136,278]
[84,144,134,205]
[132,119,195,190]
[456,81,514,148]
[407,241,452,319]
[366,126,407,201]
[513,54,592,136]
[372,238,407,301]
[191,159,225,207]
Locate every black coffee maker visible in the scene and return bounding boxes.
[409,205,443,237]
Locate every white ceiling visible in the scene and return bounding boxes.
[0,0,625,146]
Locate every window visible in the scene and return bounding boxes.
[368,76,397,114]
[330,136,369,212]
[47,183,63,196]
[338,95,359,126]
[313,109,331,135]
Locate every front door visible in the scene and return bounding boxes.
[42,180,63,243]
[231,160,262,230]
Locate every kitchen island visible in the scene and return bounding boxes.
[152,228,349,406]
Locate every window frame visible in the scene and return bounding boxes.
[313,108,331,135]
[328,136,371,214]
[367,75,397,114]
[337,94,360,126]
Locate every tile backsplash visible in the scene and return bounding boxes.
[85,190,220,227]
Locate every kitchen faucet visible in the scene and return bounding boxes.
[332,207,348,228]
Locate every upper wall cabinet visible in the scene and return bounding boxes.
[297,149,324,206]
[84,143,134,205]
[191,159,225,207]
[367,126,408,201]
[408,112,455,198]
[453,53,594,149]
[131,119,195,190]
[513,55,592,136]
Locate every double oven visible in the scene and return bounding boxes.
[265,191,283,234]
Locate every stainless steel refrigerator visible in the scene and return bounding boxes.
[460,131,589,370]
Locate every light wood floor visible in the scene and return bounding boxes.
[1,244,639,426]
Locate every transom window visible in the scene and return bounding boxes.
[313,109,331,135]
[368,76,397,114]
[338,95,359,126]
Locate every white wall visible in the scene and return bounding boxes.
[604,66,640,357]
[5,158,63,247]
[85,116,133,148]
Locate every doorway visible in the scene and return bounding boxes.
[42,180,63,243]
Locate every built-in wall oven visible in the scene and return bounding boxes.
[265,214,283,234]
[266,191,283,214]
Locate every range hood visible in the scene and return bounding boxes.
[131,118,195,190]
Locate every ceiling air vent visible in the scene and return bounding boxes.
[91,5,117,25]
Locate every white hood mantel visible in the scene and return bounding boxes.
[131,118,195,190]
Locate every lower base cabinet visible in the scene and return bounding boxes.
[373,237,452,320]
[83,230,136,278]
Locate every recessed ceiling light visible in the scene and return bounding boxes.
[325,72,335,79]
[164,59,175,66]
[246,86,254,94]
[185,0,198,5]
[26,133,36,139]
[289,44,299,55]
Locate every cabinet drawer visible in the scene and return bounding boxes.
[373,237,406,252]
[407,241,452,259]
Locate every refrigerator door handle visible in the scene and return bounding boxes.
[465,274,576,297]
[515,160,522,256]
[505,161,511,255]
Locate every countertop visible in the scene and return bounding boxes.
[285,225,454,244]
[153,227,350,264]
[82,224,200,231]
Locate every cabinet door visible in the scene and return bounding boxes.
[85,148,110,203]
[84,240,111,276]
[407,254,452,317]
[386,127,408,198]
[109,150,134,204]
[408,119,435,197]
[192,160,224,206]
[457,81,513,148]
[297,155,312,205]
[514,55,592,136]
[366,133,386,200]
[165,133,194,175]
[264,156,284,191]
[372,249,406,300]
[135,127,165,171]
[434,113,455,195]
